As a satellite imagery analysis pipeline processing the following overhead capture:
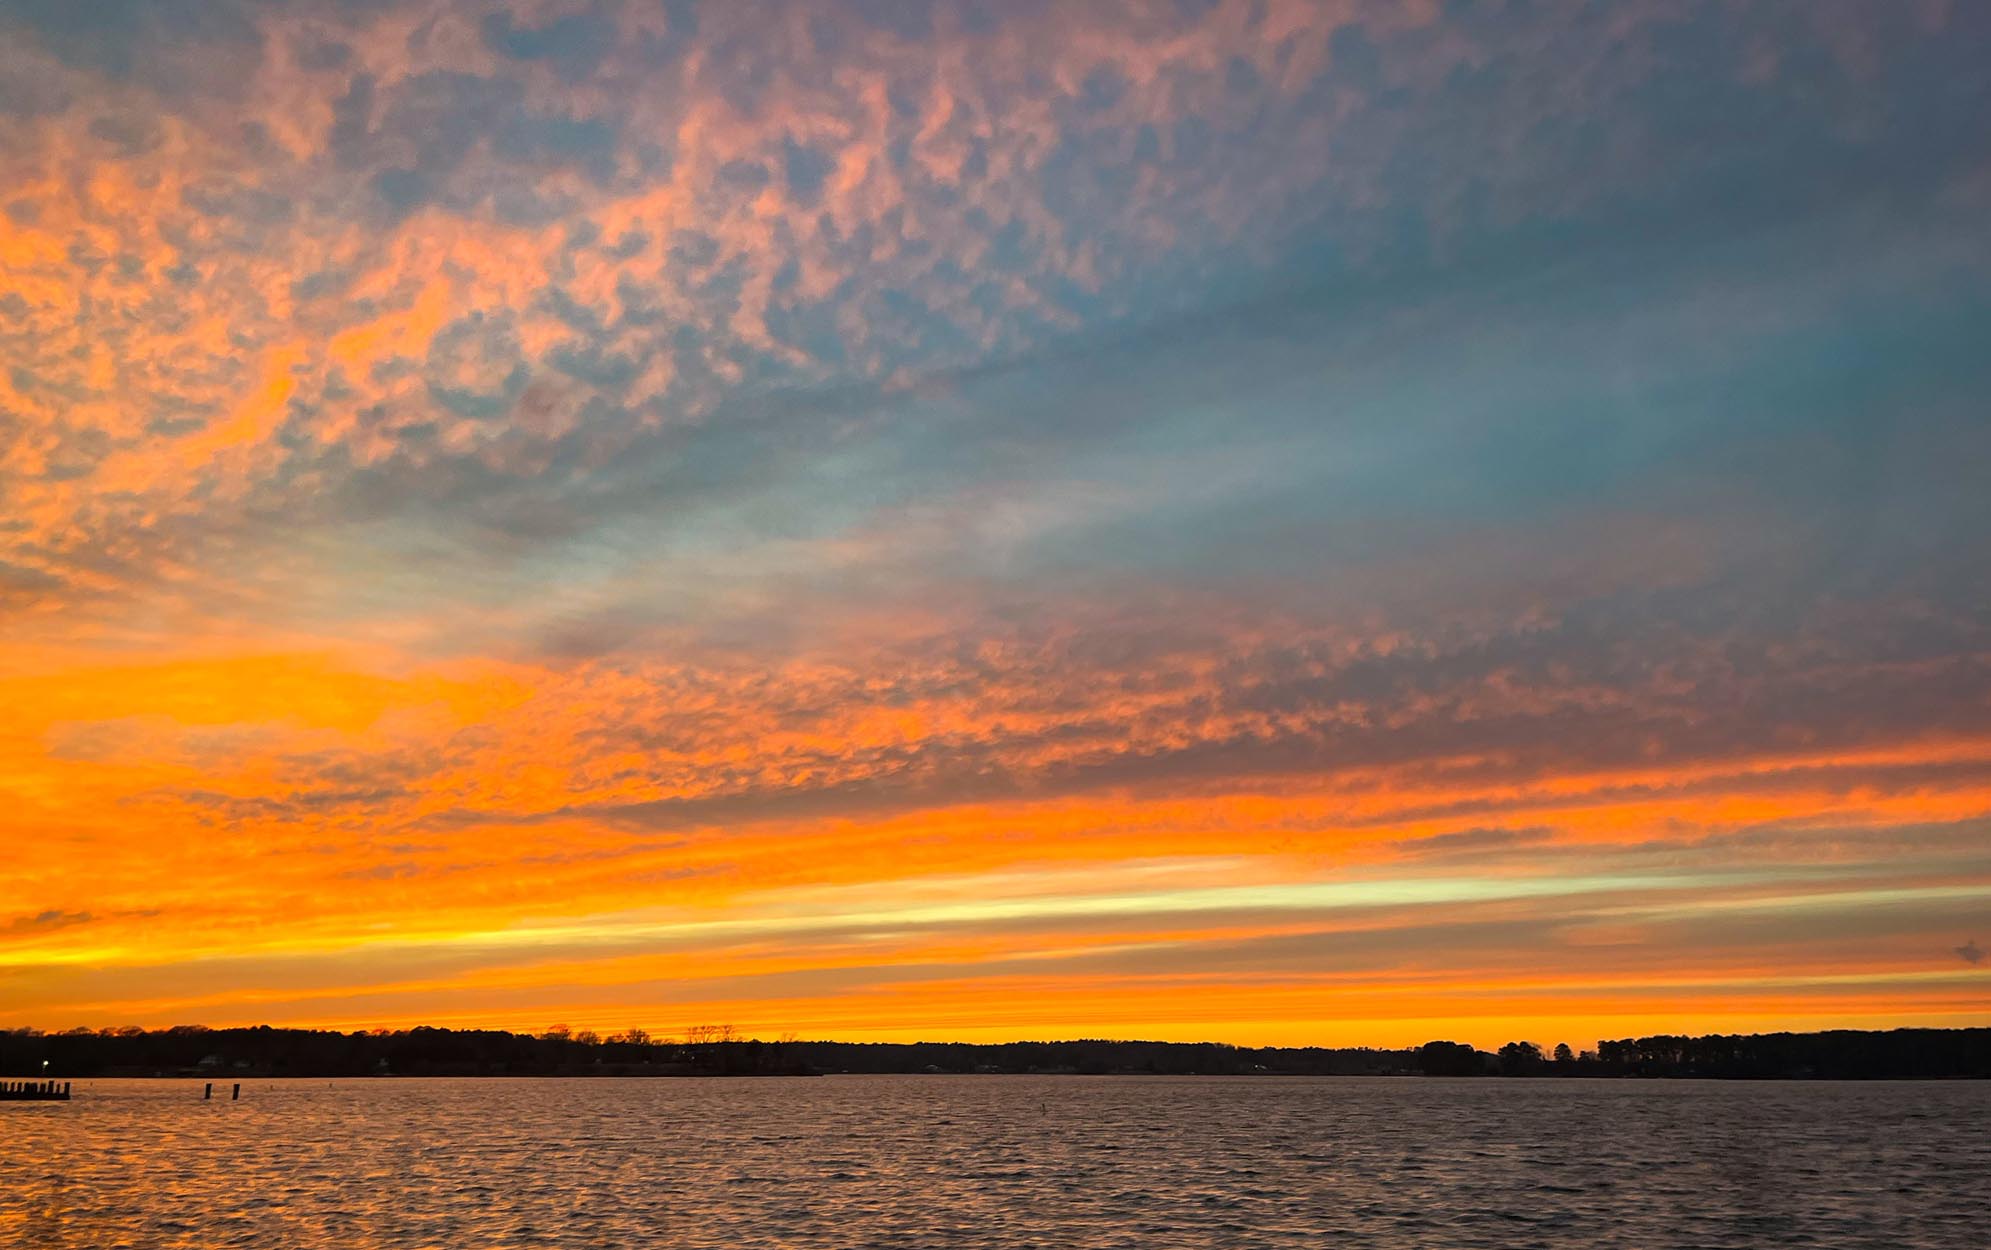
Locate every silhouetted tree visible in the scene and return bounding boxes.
[4,1026,1986,1080]
[1418,1040,1484,1076]
[1497,1041,1544,1075]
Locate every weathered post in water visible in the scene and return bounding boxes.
[232,1083,241,1100]
[204,1083,213,1100]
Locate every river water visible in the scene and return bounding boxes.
[3,1076,1986,1247]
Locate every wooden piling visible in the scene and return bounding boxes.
[204,1082,213,1100]
[231,1083,241,1100]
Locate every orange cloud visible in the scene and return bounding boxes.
[2,0,1987,1044]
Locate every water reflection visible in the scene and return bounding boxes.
[3,1077,1987,1248]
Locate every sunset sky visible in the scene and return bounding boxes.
[2,0,1987,1050]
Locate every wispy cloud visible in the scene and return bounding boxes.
[0,0,1986,1043]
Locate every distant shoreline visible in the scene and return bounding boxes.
[36,1070,1991,1082]
[5,1025,1987,1081]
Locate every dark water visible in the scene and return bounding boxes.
[3,1076,1987,1248]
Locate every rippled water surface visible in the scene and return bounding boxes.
[4,1076,1988,1247]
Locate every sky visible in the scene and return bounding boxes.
[1,0,1988,1051]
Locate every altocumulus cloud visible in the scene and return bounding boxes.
[0,0,1987,1042]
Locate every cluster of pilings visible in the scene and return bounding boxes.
[0,1079,71,1101]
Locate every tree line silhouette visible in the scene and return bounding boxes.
[2,1025,1983,1079]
